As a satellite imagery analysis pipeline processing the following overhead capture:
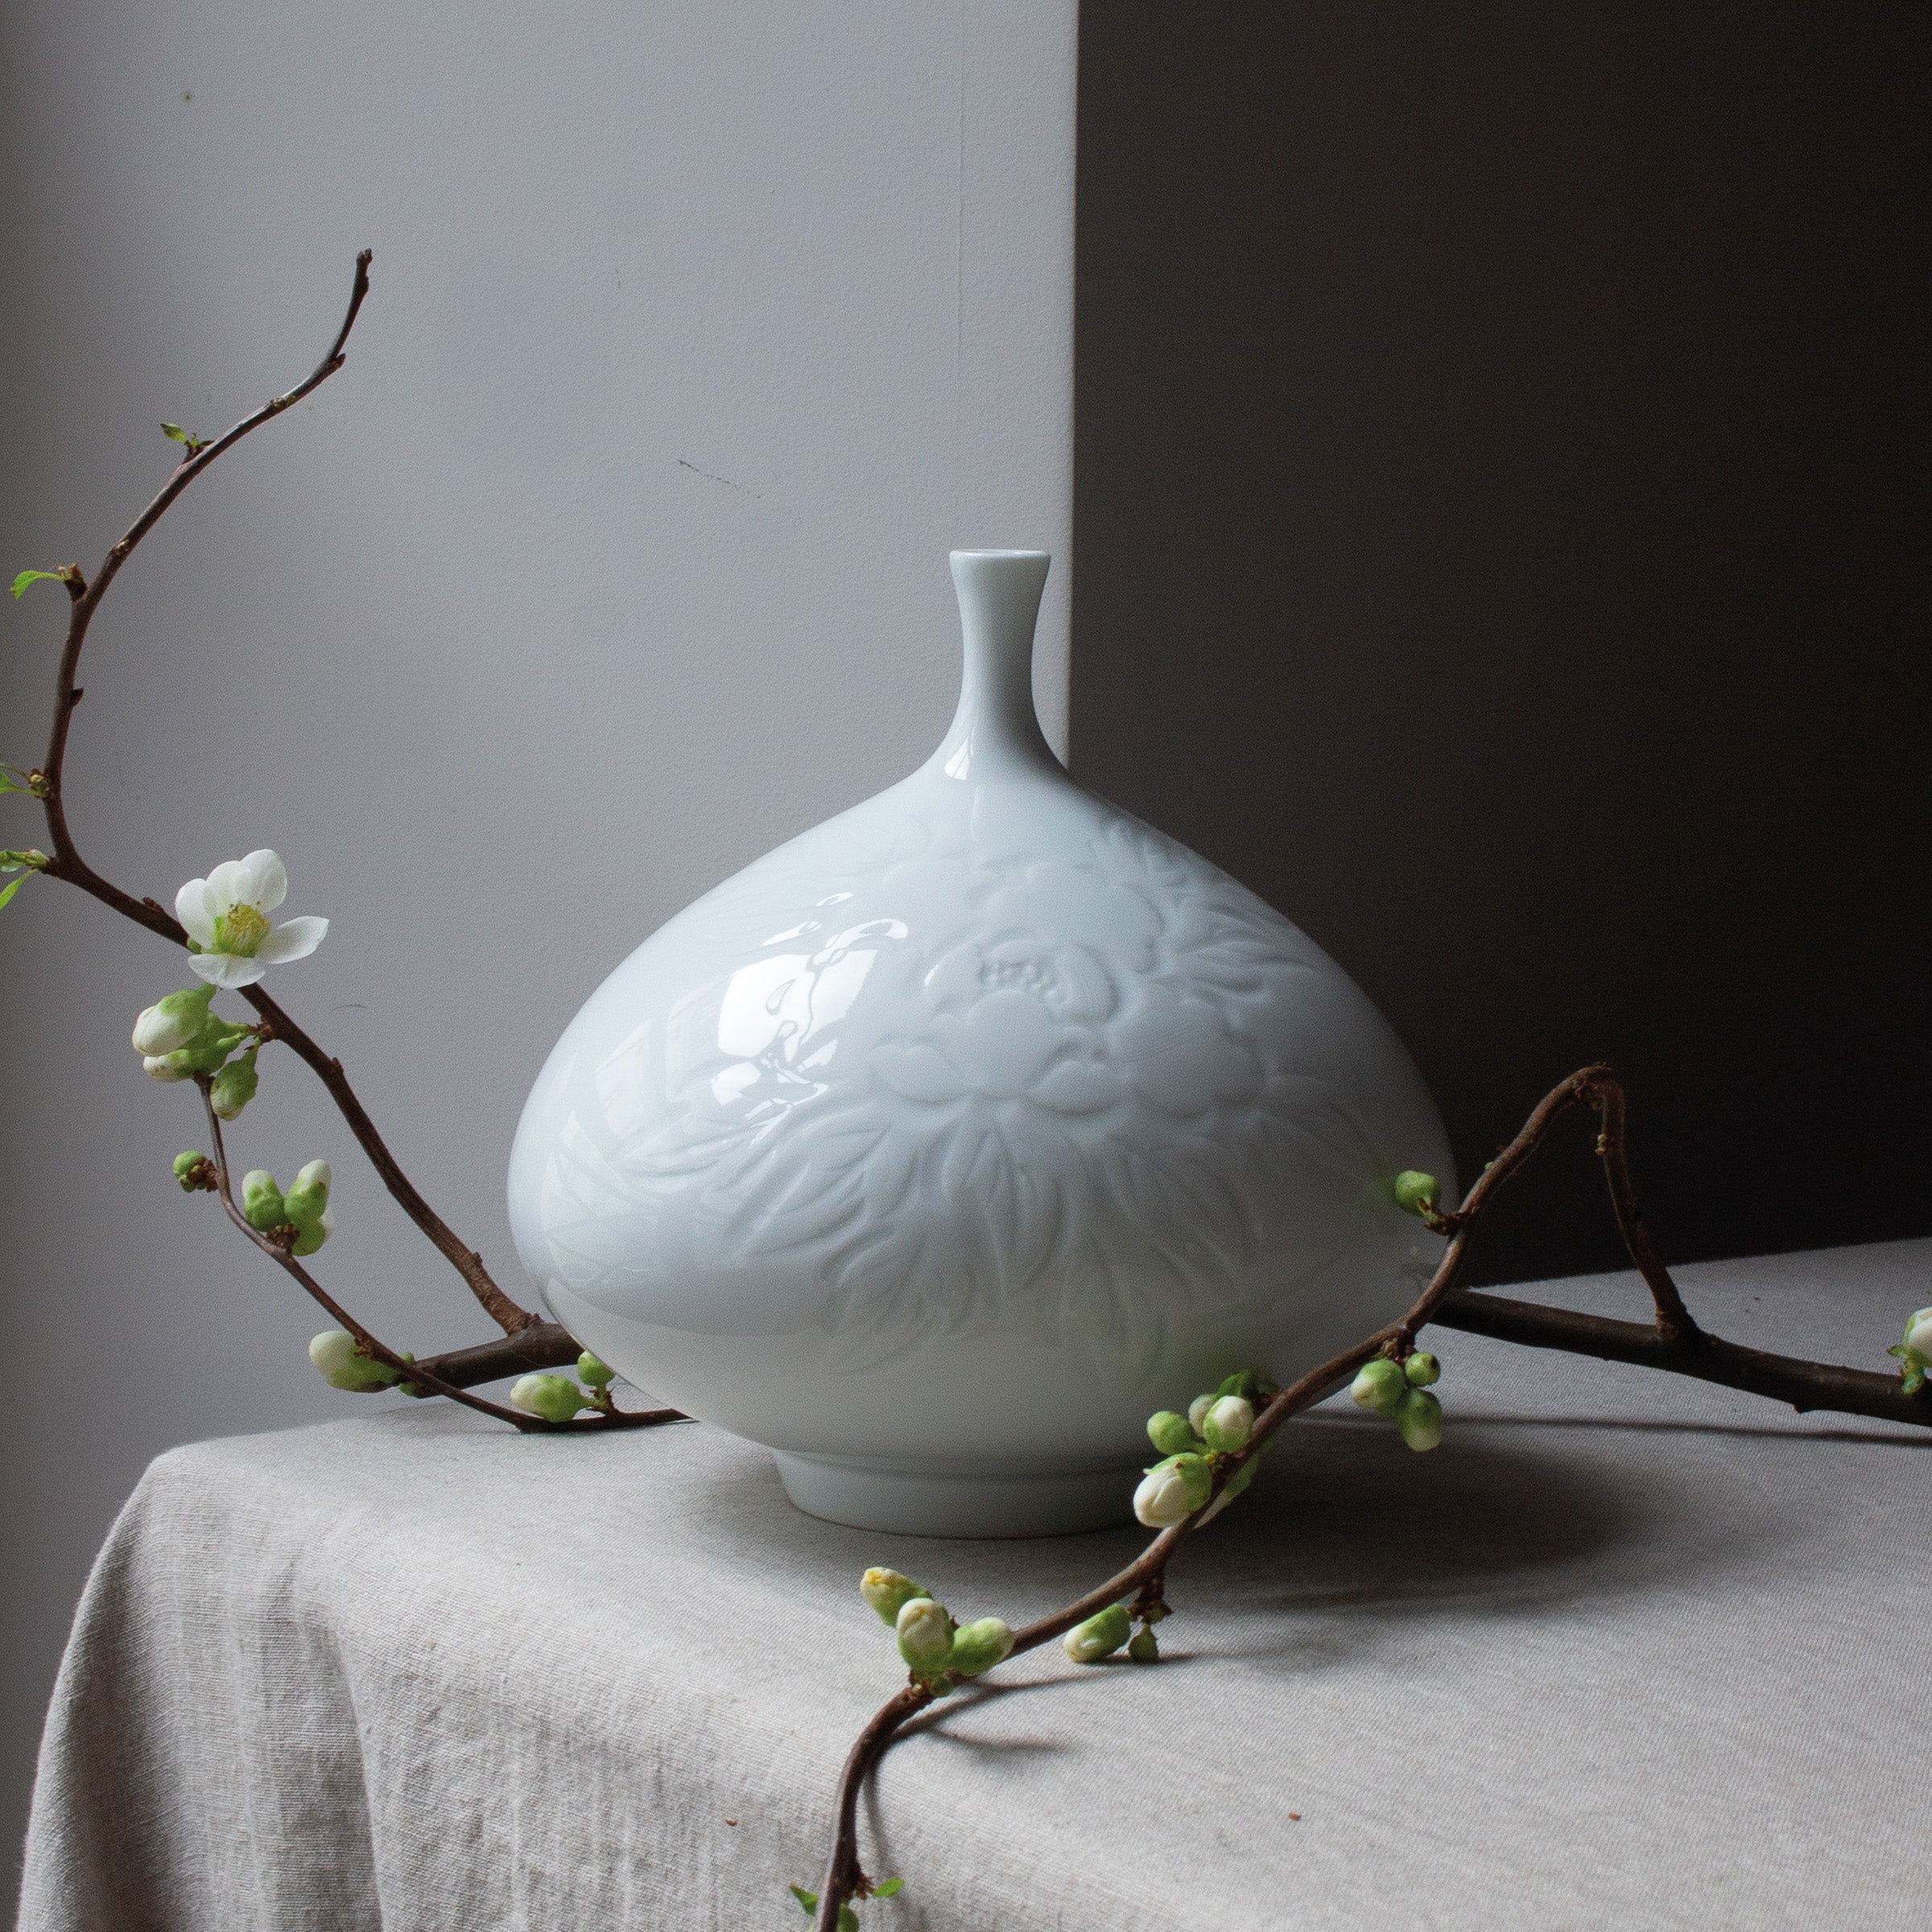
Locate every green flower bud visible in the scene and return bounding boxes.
[948,1616,1014,1678]
[1133,1451,1212,1527]
[1187,1393,1216,1435]
[281,1160,329,1224]
[1202,1393,1254,1453]
[143,1049,196,1083]
[861,1567,929,1627]
[241,1170,286,1232]
[508,1373,588,1424]
[576,1351,615,1388]
[131,985,216,1057]
[290,1206,334,1258]
[1127,1626,1160,1664]
[1350,1357,1408,1414]
[278,1162,333,1255]
[208,1052,259,1121]
[175,1026,251,1076]
[895,1597,954,1674]
[1404,1350,1441,1387]
[307,1328,397,1392]
[172,1150,204,1179]
[1063,1603,1132,1663]
[1397,1387,1443,1452]
[171,1150,213,1195]
[1146,1409,1196,1456]
[1393,1170,1440,1216]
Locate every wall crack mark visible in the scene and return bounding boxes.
[677,457,761,499]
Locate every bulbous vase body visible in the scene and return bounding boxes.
[510,551,1452,1535]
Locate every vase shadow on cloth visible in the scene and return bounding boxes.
[687,1411,1670,1625]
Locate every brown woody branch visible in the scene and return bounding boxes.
[809,1063,1930,1926]
[415,1320,584,1388]
[197,1083,677,1433]
[28,250,538,1338]
[1430,1291,1929,1423]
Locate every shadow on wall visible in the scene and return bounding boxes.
[1069,1,1932,1282]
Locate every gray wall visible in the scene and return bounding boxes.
[0,0,1075,1888]
[1071,1,1930,1286]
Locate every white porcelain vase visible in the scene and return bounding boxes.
[509,551,1453,1536]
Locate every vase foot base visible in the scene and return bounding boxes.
[771,1450,1140,1538]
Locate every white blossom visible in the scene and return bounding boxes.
[175,849,327,989]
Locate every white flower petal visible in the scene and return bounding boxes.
[175,878,217,948]
[188,951,267,989]
[235,849,287,913]
[256,914,328,964]
[203,858,251,918]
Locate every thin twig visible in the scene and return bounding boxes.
[810,1683,934,1930]
[39,253,372,830]
[1577,1071,1700,1339]
[29,250,538,1337]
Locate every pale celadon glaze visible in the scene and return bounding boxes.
[509,551,1454,1535]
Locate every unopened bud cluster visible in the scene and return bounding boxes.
[131,984,261,1113]
[1136,1367,1276,1532]
[507,1351,620,1425]
[858,1567,1014,1695]
[241,1160,334,1256]
[1349,1349,1444,1451]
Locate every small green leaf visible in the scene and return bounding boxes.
[0,872,28,911]
[789,1887,817,1914]
[10,569,63,599]
[838,1909,858,1932]
[0,765,26,795]
[873,1878,904,1897]
[162,422,189,443]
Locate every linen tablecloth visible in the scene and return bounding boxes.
[19,1239,1932,1930]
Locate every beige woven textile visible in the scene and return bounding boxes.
[19,1240,1932,1930]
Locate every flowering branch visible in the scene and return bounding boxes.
[806,1062,1931,1929]
[12,251,543,1344]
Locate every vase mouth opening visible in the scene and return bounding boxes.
[950,548,1049,563]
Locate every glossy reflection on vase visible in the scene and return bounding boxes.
[509,551,1453,1536]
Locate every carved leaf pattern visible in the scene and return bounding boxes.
[621,809,1387,1368]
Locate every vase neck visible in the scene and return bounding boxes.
[929,550,1057,779]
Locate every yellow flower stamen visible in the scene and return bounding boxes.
[215,902,270,957]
